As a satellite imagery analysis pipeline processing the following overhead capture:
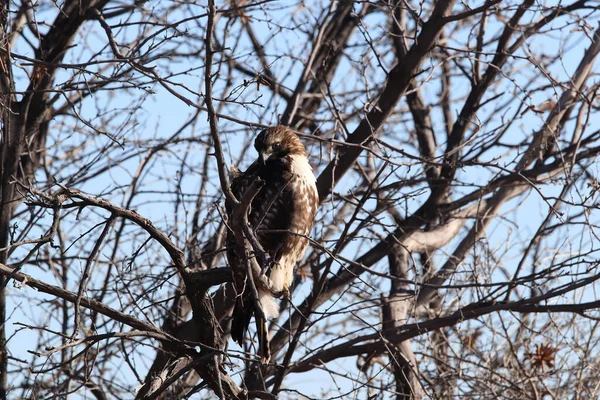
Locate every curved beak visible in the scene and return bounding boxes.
[259,150,271,165]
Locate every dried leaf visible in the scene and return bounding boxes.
[526,343,557,371]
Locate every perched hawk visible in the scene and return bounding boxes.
[226,126,318,361]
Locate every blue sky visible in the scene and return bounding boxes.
[4,1,600,398]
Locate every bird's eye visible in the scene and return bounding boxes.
[272,143,281,150]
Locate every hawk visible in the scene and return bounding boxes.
[226,126,318,361]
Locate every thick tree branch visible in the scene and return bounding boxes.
[289,293,600,375]
[316,0,456,202]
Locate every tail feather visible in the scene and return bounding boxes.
[231,295,253,346]
[231,288,278,363]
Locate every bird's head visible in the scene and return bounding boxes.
[254,126,307,165]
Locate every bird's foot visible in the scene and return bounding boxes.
[272,284,291,299]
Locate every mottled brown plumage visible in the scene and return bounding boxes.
[226,126,318,361]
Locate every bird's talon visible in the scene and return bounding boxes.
[282,284,290,298]
[271,286,290,299]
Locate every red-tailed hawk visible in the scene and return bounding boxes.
[226,126,318,361]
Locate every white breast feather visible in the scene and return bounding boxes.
[267,154,317,296]
[289,154,316,185]
[289,154,317,221]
